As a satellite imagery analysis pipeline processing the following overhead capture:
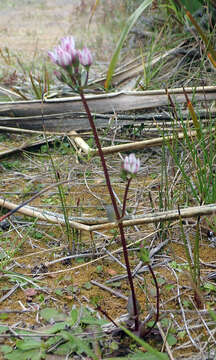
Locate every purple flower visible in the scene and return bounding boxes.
[79,46,93,67]
[48,45,72,67]
[48,37,93,86]
[60,36,78,64]
[123,154,140,174]
[48,36,80,69]
[60,36,75,52]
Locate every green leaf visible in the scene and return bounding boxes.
[55,288,63,296]
[203,282,216,292]
[16,339,41,351]
[96,265,103,273]
[178,330,186,340]
[131,352,165,360]
[81,315,107,326]
[110,341,119,350]
[45,322,66,334]
[105,0,153,89]
[69,308,78,326]
[208,309,216,322]
[165,284,175,291]
[54,340,76,356]
[0,313,9,320]
[0,325,9,334]
[179,0,202,13]
[40,307,67,322]
[3,349,46,360]
[140,245,150,264]
[166,334,177,346]
[160,318,170,328]
[60,331,97,359]
[156,277,166,285]
[0,345,13,354]
[182,299,192,309]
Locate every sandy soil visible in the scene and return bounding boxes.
[0,0,123,64]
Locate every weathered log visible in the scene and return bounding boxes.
[0,87,216,131]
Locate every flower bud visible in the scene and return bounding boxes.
[48,45,72,67]
[79,46,93,67]
[123,153,140,175]
[60,36,75,52]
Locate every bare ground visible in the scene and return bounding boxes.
[0,0,125,65]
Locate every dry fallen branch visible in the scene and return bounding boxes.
[90,280,128,300]
[89,204,216,231]
[0,198,90,231]
[91,127,215,156]
[67,130,91,154]
[0,87,216,131]
[1,197,215,234]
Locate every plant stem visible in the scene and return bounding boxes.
[79,89,139,330]
[97,306,118,328]
[122,177,132,218]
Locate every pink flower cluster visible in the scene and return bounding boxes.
[123,154,140,175]
[48,36,92,69]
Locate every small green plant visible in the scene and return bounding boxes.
[166,107,216,204]
[28,65,50,99]
[42,134,73,252]
[1,160,22,170]
[0,306,107,360]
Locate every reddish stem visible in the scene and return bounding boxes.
[122,177,132,218]
[79,89,139,331]
[96,306,118,328]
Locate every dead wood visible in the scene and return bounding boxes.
[89,203,216,231]
[92,127,215,156]
[1,196,215,234]
[0,87,216,131]
[0,198,90,231]
[67,130,91,154]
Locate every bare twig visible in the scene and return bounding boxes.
[0,283,20,304]
[90,280,127,300]
[157,321,175,360]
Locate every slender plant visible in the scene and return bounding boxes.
[48,36,160,334]
[48,36,140,331]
